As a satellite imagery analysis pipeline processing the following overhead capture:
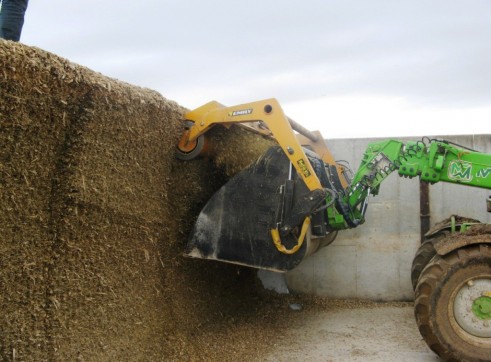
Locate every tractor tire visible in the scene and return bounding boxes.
[411,238,437,291]
[414,244,491,361]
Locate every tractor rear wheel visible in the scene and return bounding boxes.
[414,244,491,361]
[411,238,437,291]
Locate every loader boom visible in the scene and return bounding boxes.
[338,138,491,228]
[178,98,348,191]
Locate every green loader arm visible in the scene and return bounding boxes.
[329,138,491,229]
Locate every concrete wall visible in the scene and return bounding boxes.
[285,134,491,301]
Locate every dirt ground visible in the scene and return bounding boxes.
[263,301,439,362]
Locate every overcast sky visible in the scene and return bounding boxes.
[20,0,491,139]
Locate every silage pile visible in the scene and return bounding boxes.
[0,40,285,361]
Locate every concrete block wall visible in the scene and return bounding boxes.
[286,134,491,301]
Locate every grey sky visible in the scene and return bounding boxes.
[20,0,491,138]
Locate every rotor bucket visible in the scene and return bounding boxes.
[185,146,333,272]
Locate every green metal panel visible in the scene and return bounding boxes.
[328,138,491,230]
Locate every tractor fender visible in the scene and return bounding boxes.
[434,233,491,256]
[424,215,481,240]
[430,216,491,256]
